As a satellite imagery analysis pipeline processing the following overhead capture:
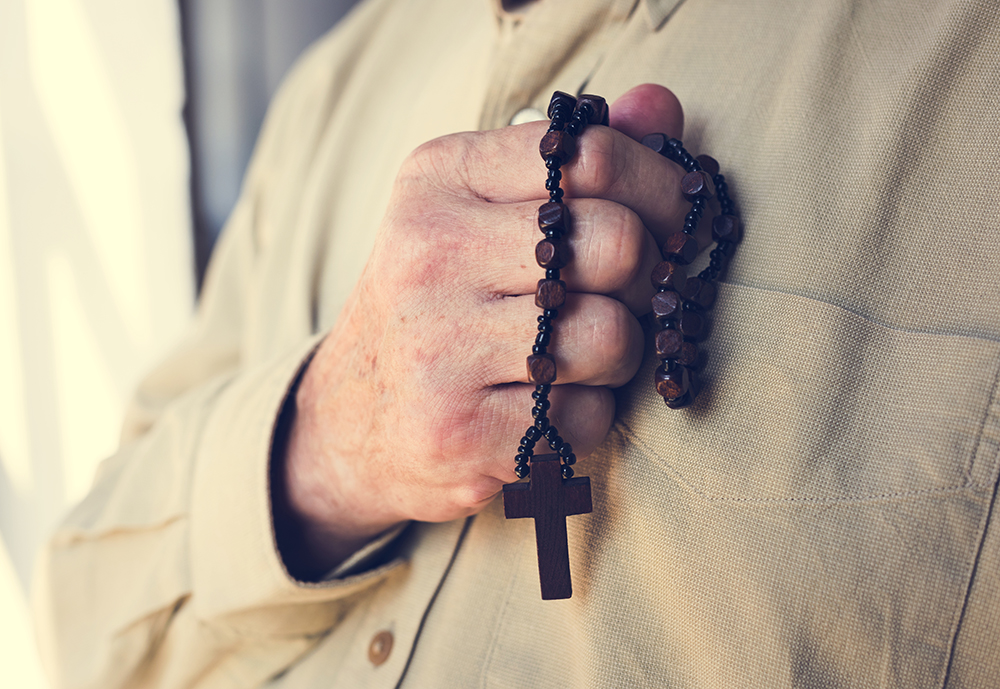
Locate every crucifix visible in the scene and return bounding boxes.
[502,454,592,599]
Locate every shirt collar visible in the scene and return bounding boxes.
[644,0,687,29]
[490,0,687,29]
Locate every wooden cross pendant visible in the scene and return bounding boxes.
[502,454,592,599]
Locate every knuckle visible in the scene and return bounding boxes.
[601,205,646,291]
[400,132,480,195]
[574,127,627,197]
[588,298,641,380]
[401,135,455,182]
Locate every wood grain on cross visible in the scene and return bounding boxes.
[502,454,592,600]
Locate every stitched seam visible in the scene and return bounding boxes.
[615,419,988,505]
[718,280,1000,345]
[477,536,525,689]
[940,364,1000,687]
[393,517,474,689]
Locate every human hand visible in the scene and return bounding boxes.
[276,85,700,578]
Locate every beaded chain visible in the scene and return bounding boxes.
[512,91,608,481]
[511,92,742,479]
[640,134,742,409]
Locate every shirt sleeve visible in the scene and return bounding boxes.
[30,7,406,687]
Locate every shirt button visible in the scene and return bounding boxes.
[368,630,394,666]
[510,107,546,125]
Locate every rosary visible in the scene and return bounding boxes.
[502,91,742,600]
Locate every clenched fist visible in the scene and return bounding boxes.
[274,84,703,579]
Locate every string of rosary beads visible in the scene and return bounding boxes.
[640,134,742,408]
[511,91,742,479]
[513,90,607,480]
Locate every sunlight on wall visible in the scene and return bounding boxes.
[0,0,193,681]
[0,534,47,688]
[26,0,152,350]
[0,106,33,496]
[47,254,122,503]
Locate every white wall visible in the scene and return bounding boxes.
[0,0,193,683]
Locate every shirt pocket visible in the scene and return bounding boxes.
[614,281,1000,503]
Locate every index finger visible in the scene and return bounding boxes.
[405,124,689,244]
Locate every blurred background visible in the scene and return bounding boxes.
[0,0,357,683]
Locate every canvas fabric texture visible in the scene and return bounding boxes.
[33,0,1000,686]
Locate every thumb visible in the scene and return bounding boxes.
[608,83,684,143]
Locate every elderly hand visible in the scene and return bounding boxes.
[275,84,697,578]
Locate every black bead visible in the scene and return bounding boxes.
[558,442,573,457]
[561,465,574,479]
[547,168,562,181]
[545,229,561,240]
[544,309,559,319]
[545,268,560,280]
[535,417,550,432]
[550,188,564,202]
[531,390,545,401]
[536,383,552,394]
[563,453,577,466]
[535,332,551,347]
[545,179,560,192]
[525,426,542,441]
[531,406,545,419]
[515,453,530,464]
[544,426,559,441]
[545,156,561,170]
[532,344,546,355]
[534,398,551,412]
[537,320,553,333]
[514,464,529,479]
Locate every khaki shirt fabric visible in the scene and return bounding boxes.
[33,0,1000,686]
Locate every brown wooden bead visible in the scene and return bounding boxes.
[680,170,715,201]
[654,328,684,359]
[677,341,699,368]
[535,239,568,269]
[655,364,688,400]
[539,130,576,165]
[547,91,577,119]
[665,389,694,409]
[538,202,568,234]
[695,154,720,177]
[650,261,686,292]
[712,214,742,244]
[576,94,608,125]
[640,133,668,154]
[665,369,702,408]
[535,279,567,309]
[661,233,699,265]
[651,290,682,319]
[677,310,705,339]
[527,354,557,385]
[681,277,717,310]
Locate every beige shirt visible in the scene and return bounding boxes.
[34,0,1000,686]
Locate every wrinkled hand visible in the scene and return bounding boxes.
[276,85,699,578]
